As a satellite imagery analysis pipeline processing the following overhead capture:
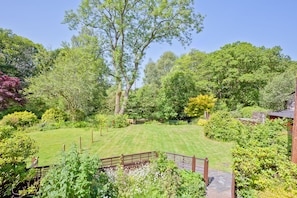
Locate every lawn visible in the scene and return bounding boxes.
[28,124,234,172]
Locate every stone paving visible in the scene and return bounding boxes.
[206,169,233,198]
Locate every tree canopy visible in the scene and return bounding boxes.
[63,0,204,114]
[200,42,290,109]
[26,42,108,119]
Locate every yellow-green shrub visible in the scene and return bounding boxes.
[41,108,68,123]
[0,111,38,128]
[197,119,208,126]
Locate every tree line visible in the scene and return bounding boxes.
[1,0,296,122]
[1,29,296,121]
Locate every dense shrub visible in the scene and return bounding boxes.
[0,125,14,139]
[105,152,206,197]
[0,132,37,197]
[94,114,129,128]
[112,114,129,128]
[69,109,86,121]
[38,145,117,197]
[204,111,245,142]
[197,119,208,126]
[232,119,297,197]
[0,111,38,128]
[41,108,68,123]
[239,106,268,118]
[178,170,206,197]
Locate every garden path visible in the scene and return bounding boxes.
[206,169,232,198]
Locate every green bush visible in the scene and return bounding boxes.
[0,111,38,128]
[112,114,129,128]
[178,170,206,197]
[38,145,117,197]
[41,108,68,123]
[94,114,129,128]
[232,119,297,196]
[239,106,268,118]
[197,119,208,126]
[105,152,206,197]
[0,125,14,139]
[69,109,86,121]
[204,111,244,142]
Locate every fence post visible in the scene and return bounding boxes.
[231,171,236,198]
[63,144,66,152]
[91,131,94,143]
[79,136,82,152]
[120,154,124,167]
[192,155,196,172]
[204,157,209,186]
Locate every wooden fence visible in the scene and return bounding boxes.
[165,152,209,186]
[100,151,209,185]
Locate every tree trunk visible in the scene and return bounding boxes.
[114,81,122,115]
[119,84,132,114]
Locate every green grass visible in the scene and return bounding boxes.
[28,124,234,172]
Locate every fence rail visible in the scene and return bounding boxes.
[165,152,209,185]
[30,151,209,185]
[100,151,209,186]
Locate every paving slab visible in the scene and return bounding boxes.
[206,169,232,198]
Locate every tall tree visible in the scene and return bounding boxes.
[200,42,290,109]
[26,43,108,119]
[143,51,177,87]
[159,70,197,119]
[260,69,296,111]
[0,28,41,80]
[64,0,204,114]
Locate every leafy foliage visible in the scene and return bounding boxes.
[38,145,117,197]
[159,70,197,119]
[184,94,216,118]
[143,51,177,87]
[26,44,108,118]
[200,42,289,109]
[259,70,296,111]
[41,108,68,124]
[94,114,129,128]
[0,28,41,80]
[204,111,244,142]
[0,127,37,197]
[0,111,38,129]
[231,119,297,196]
[64,0,204,114]
[0,72,24,110]
[105,152,205,197]
[238,106,268,118]
[126,84,162,120]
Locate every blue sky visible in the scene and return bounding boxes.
[1,0,297,65]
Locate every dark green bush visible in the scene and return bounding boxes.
[0,111,38,128]
[41,108,68,123]
[204,111,244,142]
